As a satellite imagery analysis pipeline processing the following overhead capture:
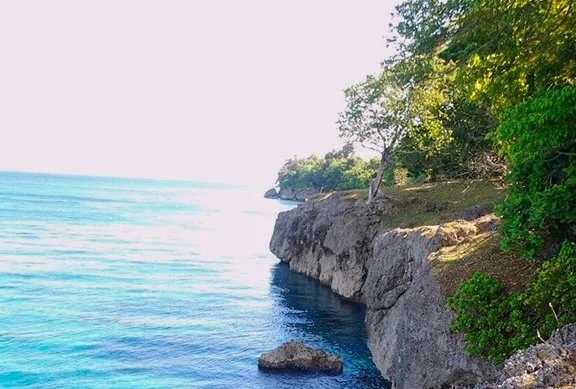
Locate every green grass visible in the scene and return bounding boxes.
[379,179,505,229]
[309,180,505,230]
[307,179,534,296]
[308,189,369,203]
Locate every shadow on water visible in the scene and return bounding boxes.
[269,262,391,389]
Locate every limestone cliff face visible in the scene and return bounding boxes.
[269,193,498,389]
[277,187,320,202]
[270,192,391,301]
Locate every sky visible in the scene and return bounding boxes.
[0,1,398,186]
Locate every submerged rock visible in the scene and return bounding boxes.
[258,340,343,374]
[264,188,279,199]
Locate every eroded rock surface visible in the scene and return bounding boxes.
[365,226,496,389]
[264,188,279,199]
[278,187,320,201]
[269,194,499,388]
[258,340,343,374]
[461,324,576,389]
[270,192,390,301]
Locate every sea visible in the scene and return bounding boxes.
[0,171,389,388]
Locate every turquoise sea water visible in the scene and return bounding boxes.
[0,171,388,388]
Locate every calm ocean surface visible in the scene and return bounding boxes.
[0,171,388,388]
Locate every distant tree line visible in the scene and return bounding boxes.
[276,145,390,194]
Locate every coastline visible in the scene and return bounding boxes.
[268,190,500,388]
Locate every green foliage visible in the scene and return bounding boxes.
[392,0,576,112]
[447,272,518,363]
[494,86,576,258]
[337,71,412,197]
[277,155,323,191]
[384,0,576,180]
[338,71,408,154]
[381,157,396,186]
[338,0,576,366]
[276,146,378,193]
[443,0,576,111]
[398,97,501,180]
[448,241,576,364]
[522,241,576,336]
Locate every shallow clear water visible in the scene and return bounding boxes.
[0,171,388,388]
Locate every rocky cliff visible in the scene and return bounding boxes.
[277,187,320,202]
[463,324,576,388]
[269,192,499,388]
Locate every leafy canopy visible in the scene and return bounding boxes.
[276,147,379,193]
[338,71,409,156]
[495,86,576,258]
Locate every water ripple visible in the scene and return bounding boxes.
[0,172,389,388]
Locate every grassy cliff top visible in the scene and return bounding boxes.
[432,231,538,297]
[379,179,505,229]
[311,179,504,228]
[311,179,504,225]
[311,179,535,295]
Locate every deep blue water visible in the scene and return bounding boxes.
[0,171,388,388]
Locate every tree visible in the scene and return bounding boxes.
[337,71,409,201]
[385,0,575,181]
[275,146,378,194]
[441,0,576,112]
[494,86,576,259]
[390,0,576,113]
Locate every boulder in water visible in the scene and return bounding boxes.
[258,340,343,374]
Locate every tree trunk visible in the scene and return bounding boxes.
[368,150,388,203]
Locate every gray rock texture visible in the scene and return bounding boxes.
[270,192,390,301]
[258,340,343,373]
[269,193,499,388]
[365,226,496,389]
[459,204,493,221]
[460,324,576,388]
[278,187,320,201]
[264,188,279,199]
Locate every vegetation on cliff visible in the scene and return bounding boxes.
[448,242,576,364]
[276,0,576,367]
[276,145,387,194]
[379,0,576,365]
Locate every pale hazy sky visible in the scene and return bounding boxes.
[0,1,398,185]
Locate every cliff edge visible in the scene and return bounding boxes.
[269,184,507,388]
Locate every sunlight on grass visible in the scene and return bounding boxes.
[342,189,368,200]
[433,233,492,264]
[309,193,334,202]
[380,179,505,229]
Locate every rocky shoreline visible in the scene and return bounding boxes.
[264,187,319,202]
[269,192,499,388]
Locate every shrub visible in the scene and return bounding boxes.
[448,241,576,365]
[522,241,576,336]
[447,272,518,363]
[494,86,576,259]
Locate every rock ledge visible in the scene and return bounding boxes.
[461,324,576,388]
[258,340,343,374]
